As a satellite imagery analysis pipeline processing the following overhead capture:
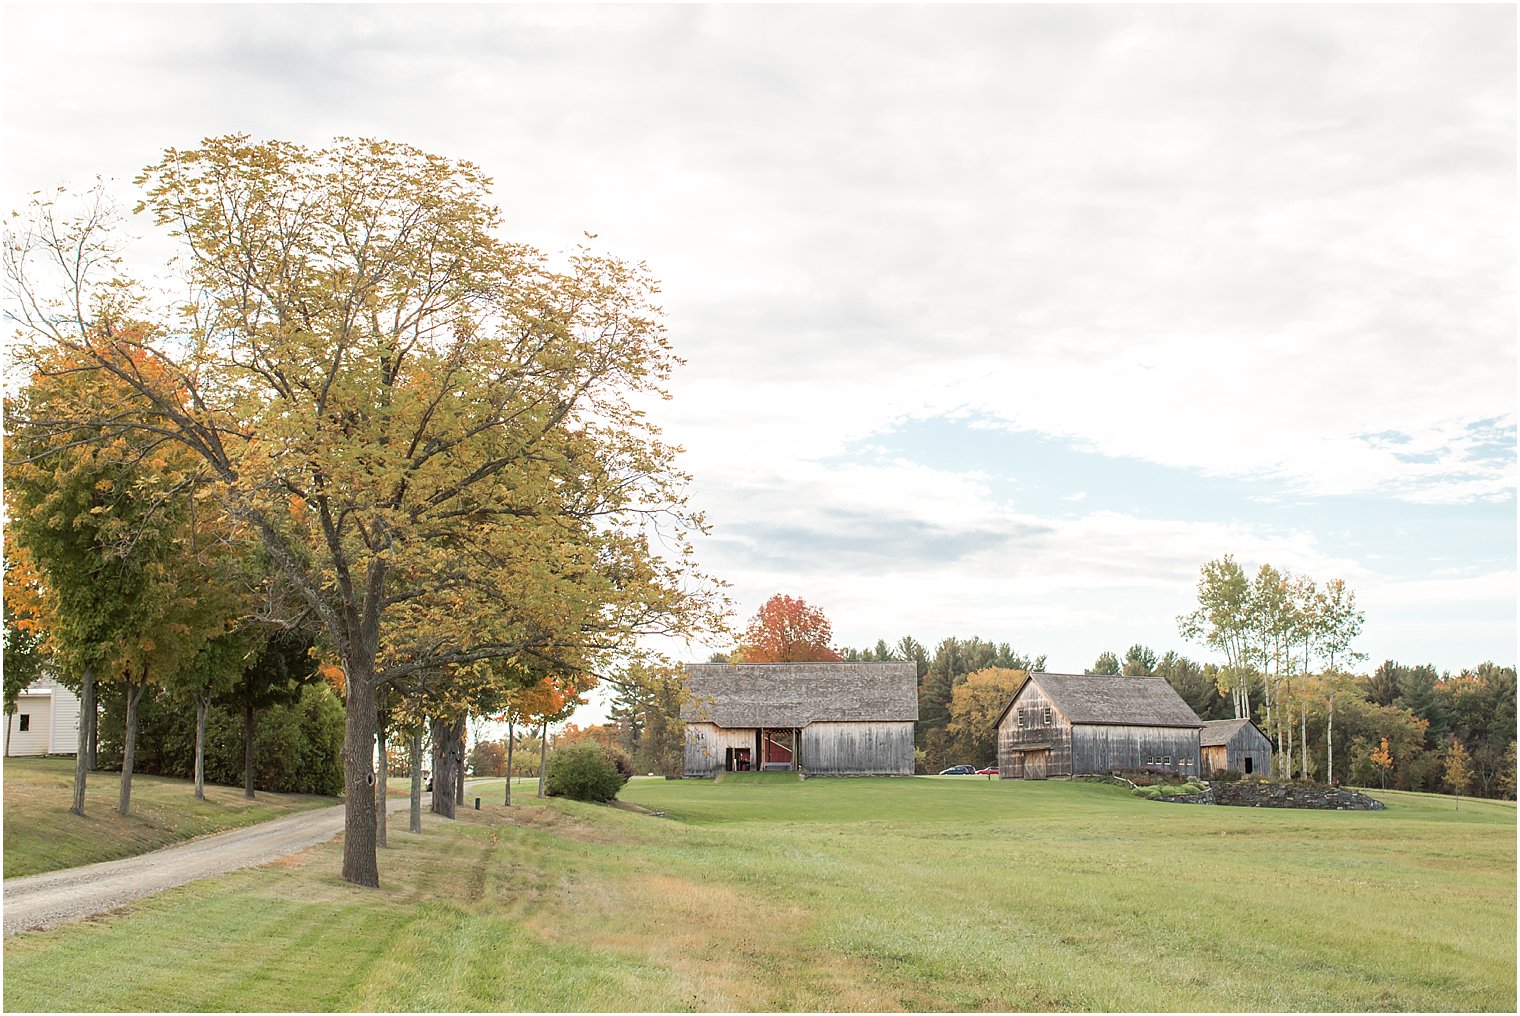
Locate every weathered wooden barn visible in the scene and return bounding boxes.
[995,672,1204,779]
[1199,718,1273,776]
[681,662,918,777]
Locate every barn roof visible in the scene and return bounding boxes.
[1200,717,1268,746]
[998,673,1204,729]
[680,662,919,728]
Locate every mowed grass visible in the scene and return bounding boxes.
[2,756,337,878]
[3,775,1514,1012]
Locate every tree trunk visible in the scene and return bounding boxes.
[430,715,459,819]
[538,721,548,798]
[339,658,380,888]
[409,728,423,834]
[504,720,515,806]
[376,718,389,848]
[118,676,143,817]
[1327,693,1335,784]
[70,665,94,816]
[243,702,257,798]
[193,693,209,800]
[1264,674,1274,776]
[1301,699,1309,782]
[455,723,466,806]
[86,687,98,771]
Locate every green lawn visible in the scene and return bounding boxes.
[3,775,1514,1012]
[2,756,338,878]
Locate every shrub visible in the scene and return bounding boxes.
[1211,769,1244,783]
[545,742,627,803]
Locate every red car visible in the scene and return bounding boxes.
[975,766,999,776]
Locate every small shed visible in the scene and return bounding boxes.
[681,662,918,777]
[1200,718,1273,777]
[994,673,1203,779]
[5,674,81,757]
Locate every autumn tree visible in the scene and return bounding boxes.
[1444,737,1473,809]
[735,594,842,663]
[5,343,227,815]
[7,139,725,885]
[3,552,47,756]
[1370,736,1394,790]
[944,667,1027,767]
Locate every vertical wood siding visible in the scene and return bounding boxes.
[683,723,758,777]
[800,721,914,775]
[996,684,1073,778]
[1071,724,1201,777]
[1226,724,1273,776]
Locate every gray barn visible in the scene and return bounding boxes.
[995,673,1204,779]
[681,662,918,777]
[1200,718,1273,777]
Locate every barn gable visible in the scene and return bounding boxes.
[995,673,1203,780]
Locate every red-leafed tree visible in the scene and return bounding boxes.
[735,595,843,663]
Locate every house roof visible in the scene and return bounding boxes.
[680,662,919,728]
[1200,717,1269,747]
[997,673,1204,729]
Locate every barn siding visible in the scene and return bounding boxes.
[996,683,1073,778]
[1226,724,1272,776]
[801,721,914,775]
[683,723,757,777]
[1071,724,1201,777]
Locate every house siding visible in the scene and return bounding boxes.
[6,675,81,758]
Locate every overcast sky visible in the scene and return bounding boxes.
[2,4,1513,721]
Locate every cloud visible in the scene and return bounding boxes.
[2,3,1511,685]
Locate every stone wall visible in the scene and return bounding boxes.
[1154,781,1386,810]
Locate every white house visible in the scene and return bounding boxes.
[5,674,81,757]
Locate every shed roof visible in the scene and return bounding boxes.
[1200,717,1269,747]
[999,672,1204,729]
[680,662,919,728]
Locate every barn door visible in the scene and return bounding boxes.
[1024,749,1049,780]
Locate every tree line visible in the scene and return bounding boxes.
[4,135,725,886]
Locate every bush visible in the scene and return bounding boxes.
[545,742,628,803]
[97,682,344,796]
[1211,769,1244,783]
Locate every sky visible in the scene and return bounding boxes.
[2,3,1514,727]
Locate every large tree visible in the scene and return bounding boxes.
[7,137,724,885]
[735,594,842,663]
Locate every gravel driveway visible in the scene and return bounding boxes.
[4,794,419,935]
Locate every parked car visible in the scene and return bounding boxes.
[975,766,999,776]
[939,765,977,775]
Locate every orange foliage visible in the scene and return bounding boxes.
[735,594,842,663]
[319,662,346,696]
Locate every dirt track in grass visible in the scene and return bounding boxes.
[4,795,415,935]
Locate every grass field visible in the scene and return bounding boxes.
[2,774,1513,1012]
[2,756,338,878]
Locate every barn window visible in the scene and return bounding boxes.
[1042,707,1051,724]
[1164,755,1172,765]
[18,714,29,732]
